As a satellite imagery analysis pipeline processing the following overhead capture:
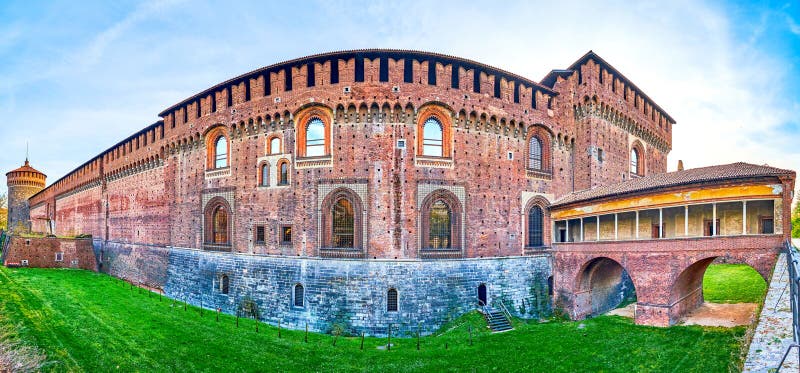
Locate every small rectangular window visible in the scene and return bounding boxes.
[281,225,292,245]
[396,139,406,149]
[597,148,604,162]
[507,151,513,160]
[20,260,28,266]
[255,225,265,244]
[55,252,64,262]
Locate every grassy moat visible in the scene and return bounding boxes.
[0,264,766,372]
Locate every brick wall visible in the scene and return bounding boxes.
[3,236,97,270]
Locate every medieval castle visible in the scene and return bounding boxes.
[4,50,795,335]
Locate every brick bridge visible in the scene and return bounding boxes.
[552,235,782,326]
[547,163,795,327]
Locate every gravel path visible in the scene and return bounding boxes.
[744,252,798,372]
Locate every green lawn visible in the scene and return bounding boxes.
[703,264,768,303]
[0,267,753,372]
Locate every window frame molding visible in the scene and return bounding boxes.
[319,187,364,252]
[524,124,553,178]
[203,196,233,250]
[630,140,645,177]
[415,104,453,159]
[204,125,230,170]
[295,105,333,159]
[419,188,463,253]
[524,196,550,249]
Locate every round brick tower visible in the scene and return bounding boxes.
[5,159,46,234]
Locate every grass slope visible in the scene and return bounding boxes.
[704,264,768,304]
[0,267,750,372]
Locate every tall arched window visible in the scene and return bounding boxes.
[529,136,543,170]
[527,205,544,247]
[422,118,444,157]
[332,198,355,248]
[387,288,398,312]
[429,200,451,249]
[212,205,228,244]
[305,118,326,157]
[270,137,281,154]
[294,284,304,307]
[215,136,227,168]
[260,163,269,186]
[278,161,289,186]
[630,148,639,174]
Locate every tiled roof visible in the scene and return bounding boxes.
[552,162,794,208]
[5,160,45,177]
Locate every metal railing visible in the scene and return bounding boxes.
[778,239,800,371]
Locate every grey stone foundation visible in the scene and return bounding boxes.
[96,241,553,336]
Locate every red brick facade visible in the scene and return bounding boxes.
[24,50,673,260]
[3,236,97,271]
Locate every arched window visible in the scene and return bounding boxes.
[387,288,398,312]
[332,198,355,248]
[260,163,269,186]
[527,205,544,247]
[270,137,281,154]
[212,205,228,244]
[429,200,451,249]
[214,136,227,168]
[305,118,326,157]
[529,136,543,170]
[278,160,289,186]
[220,275,229,294]
[630,148,639,174]
[422,117,443,157]
[294,284,304,307]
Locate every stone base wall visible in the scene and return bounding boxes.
[94,240,170,288]
[97,240,552,336]
[3,236,96,271]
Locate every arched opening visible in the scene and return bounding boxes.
[214,136,227,168]
[669,257,767,326]
[269,137,281,154]
[212,205,228,244]
[277,160,290,186]
[422,117,443,156]
[576,257,636,317]
[527,205,544,247]
[260,163,269,186]
[220,275,229,294]
[332,197,355,248]
[429,200,451,249]
[477,283,488,306]
[528,136,542,170]
[305,118,326,157]
[387,288,398,312]
[294,283,305,308]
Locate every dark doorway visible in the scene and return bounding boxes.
[559,228,567,243]
[477,284,487,306]
[651,224,661,239]
[703,219,720,236]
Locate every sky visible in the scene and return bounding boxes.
[1,0,799,201]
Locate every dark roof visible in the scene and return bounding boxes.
[158,49,559,117]
[540,70,573,88]
[552,162,795,208]
[566,51,676,124]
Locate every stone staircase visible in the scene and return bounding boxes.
[482,306,513,333]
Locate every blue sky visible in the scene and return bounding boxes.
[1,0,799,199]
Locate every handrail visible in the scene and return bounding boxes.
[777,239,800,371]
[496,299,513,321]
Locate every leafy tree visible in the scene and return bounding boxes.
[792,201,800,238]
[0,193,6,231]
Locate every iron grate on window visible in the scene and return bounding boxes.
[528,206,544,247]
[255,226,265,244]
[429,200,451,249]
[529,136,542,170]
[387,288,398,312]
[220,275,229,294]
[294,284,304,307]
[332,198,355,248]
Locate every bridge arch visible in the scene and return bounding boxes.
[668,255,769,324]
[575,257,637,318]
